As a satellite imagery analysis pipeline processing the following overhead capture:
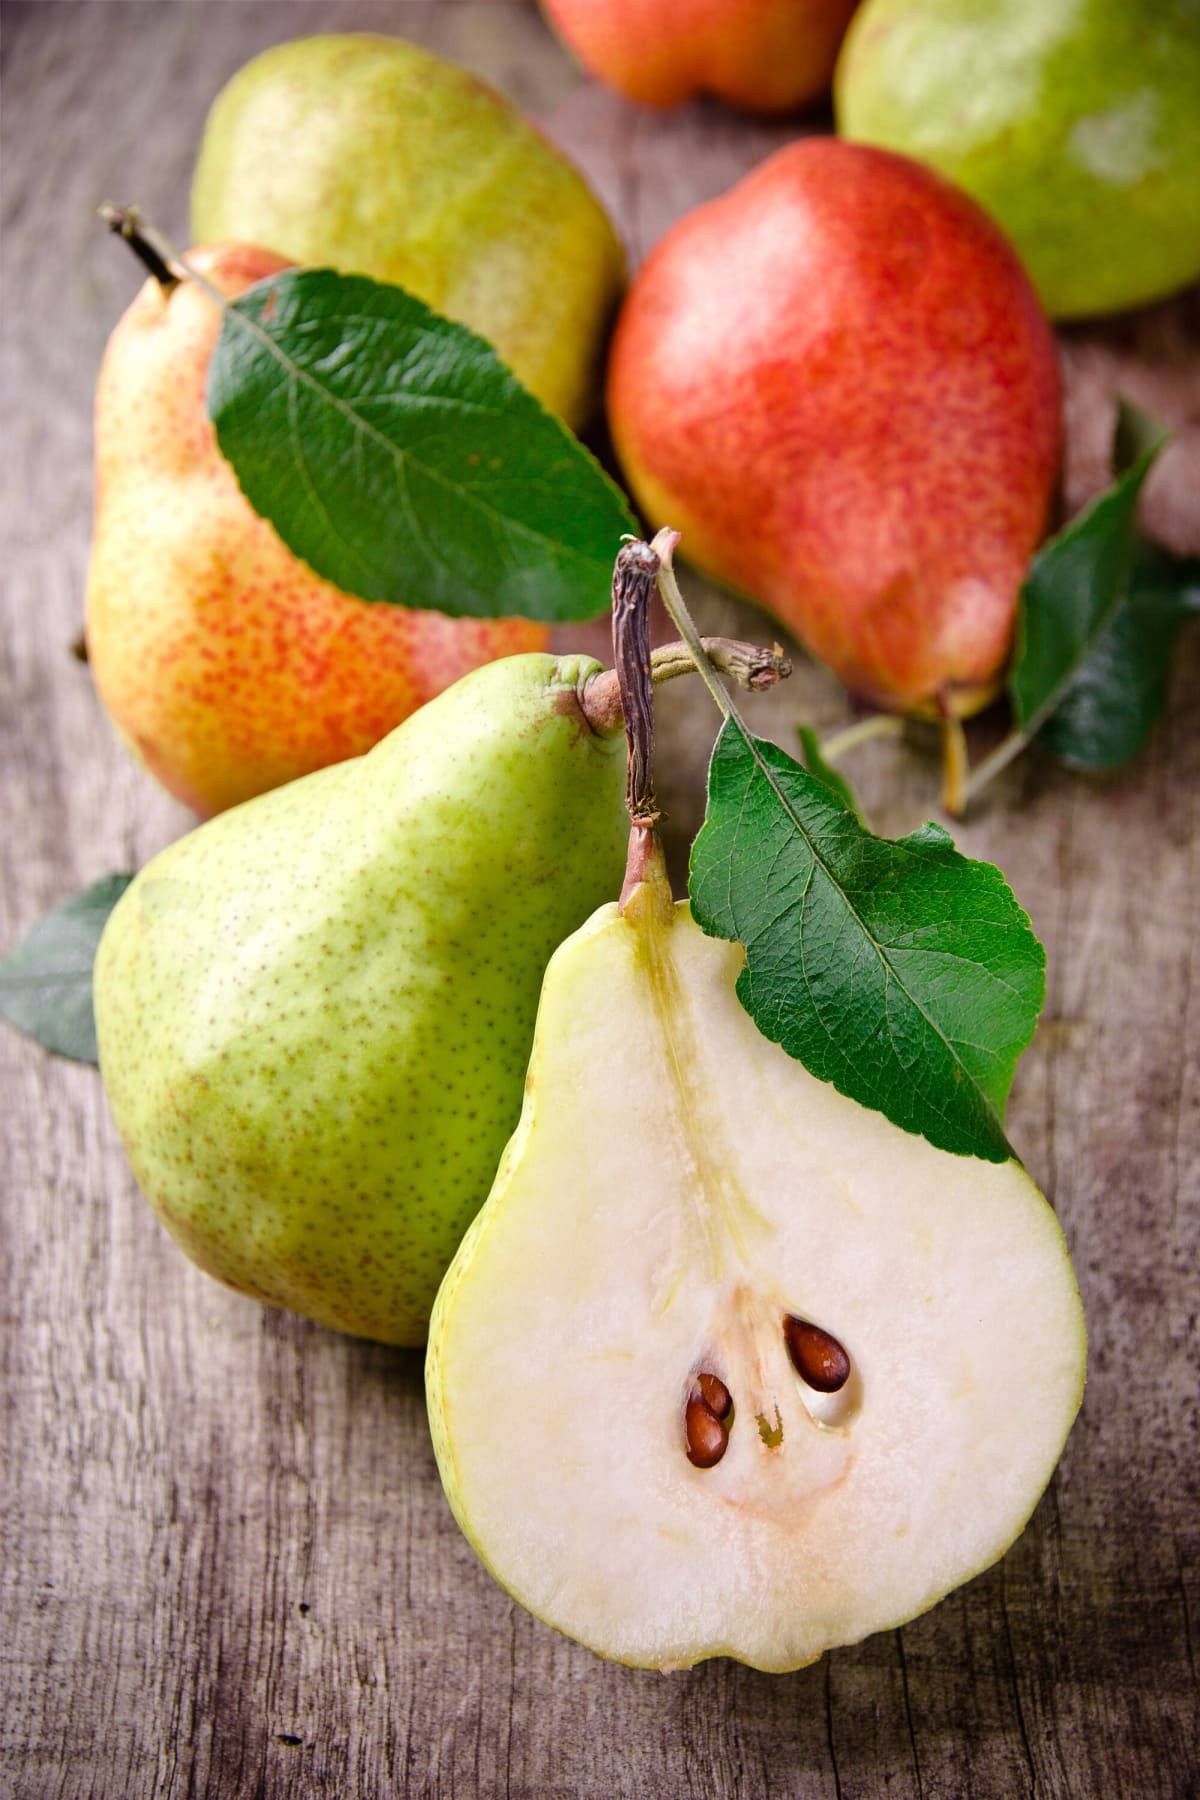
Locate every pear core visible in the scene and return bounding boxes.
[427,878,1086,1671]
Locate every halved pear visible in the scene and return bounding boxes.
[426,852,1086,1671]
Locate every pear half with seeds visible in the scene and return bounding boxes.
[426,843,1086,1671]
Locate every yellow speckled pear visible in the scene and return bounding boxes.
[191,33,626,430]
[94,653,628,1344]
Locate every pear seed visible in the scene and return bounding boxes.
[696,1372,732,1421]
[784,1315,851,1393]
[685,1387,729,1468]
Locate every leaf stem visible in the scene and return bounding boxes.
[651,528,760,739]
[818,714,905,763]
[961,726,1031,807]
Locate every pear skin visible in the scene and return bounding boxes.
[607,139,1061,718]
[94,652,628,1344]
[837,0,1200,319]
[191,34,626,430]
[85,244,547,816]
[540,0,860,114]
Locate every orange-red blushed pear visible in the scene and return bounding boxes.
[85,245,547,816]
[540,0,861,114]
[606,139,1062,718]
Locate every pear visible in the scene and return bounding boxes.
[94,653,628,1345]
[836,0,1200,319]
[539,0,860,114]
[606,139,1061,720]
[427,842,1086,1670]
[85,243,547,817]
[190,34,626,430]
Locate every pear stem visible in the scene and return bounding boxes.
[649,637,791,690]
[611,540,661,828]
[98,203,181,292]
[940,714,971,817]
[961,726,1030,809]
[99,204,234,315]
[580,637,790,735]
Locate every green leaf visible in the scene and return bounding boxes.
[1011,437,1164,741]
[0,875,133,1063]
[796,726,864,823]
[207,267,636,622]
[1007,401,1165,759]
[1035,537,1200,769]
[1114,399,1170,473]
[689,724,1044,1163]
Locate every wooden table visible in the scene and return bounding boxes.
[3,5,1198,1795]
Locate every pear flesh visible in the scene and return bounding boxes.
[427,867,1086,1671]
[94,654,628,1345]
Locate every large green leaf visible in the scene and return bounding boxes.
[208,267,635,622]
[690,725,1044,1163]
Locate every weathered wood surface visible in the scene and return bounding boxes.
[2,4,1198,1796]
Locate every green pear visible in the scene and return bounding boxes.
[836,0,1200,318]
[427,842,1086,1670]
[94,653,628,1344]
[190,33,626,429]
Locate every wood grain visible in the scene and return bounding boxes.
[2,5,1198,1796]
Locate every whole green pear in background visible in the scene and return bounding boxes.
[94,654,628,1344]
[836,0,1200,319]
[191,33,626,429]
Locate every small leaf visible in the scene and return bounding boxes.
[1011,431,1164,741]
[796,727,864,823]
[207,267,636,622]
[690,724,1044,1163]
[1035,537,1200,769]
[1113,399,1170,473]
[0,875,133,1063]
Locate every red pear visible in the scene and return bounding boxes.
[607,140,1062,716]
[540,0,860,114]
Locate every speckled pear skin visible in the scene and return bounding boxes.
[93,652,628,1344]
[190,34,626,431]
[836,0,1200,319]
[607,140,1061,718]
[85,244,548,818]
[540,0,860,113]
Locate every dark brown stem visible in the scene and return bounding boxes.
[98,203,180,292]
[612,540,660,829]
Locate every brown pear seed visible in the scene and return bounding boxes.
[696,1372,733,1421]
[784,1315,851,1393]
[685,1388,729,1468]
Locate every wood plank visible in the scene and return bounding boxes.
[2,4,1198,1796]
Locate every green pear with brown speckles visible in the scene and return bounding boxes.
[94,653,628,1343]
[836,0,1200,319]
[191,33,626,431]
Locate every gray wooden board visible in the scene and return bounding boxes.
[2,3,1198,1796]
